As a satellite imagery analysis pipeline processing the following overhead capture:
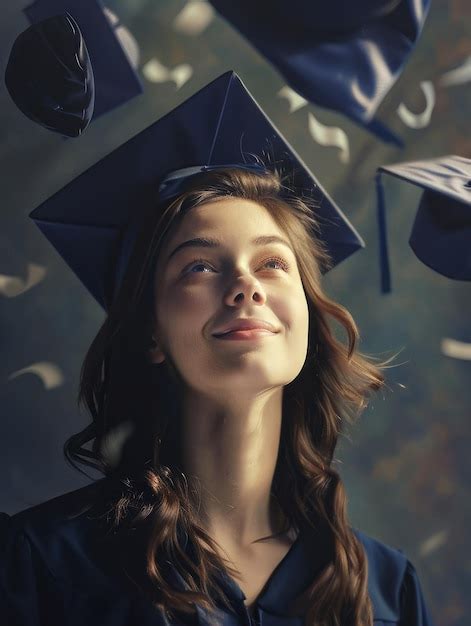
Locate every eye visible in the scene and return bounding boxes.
[262,256,290,271]
[182,256,290,275]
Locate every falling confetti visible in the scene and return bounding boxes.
[397,81,436,129]
[277,86,308,113]
[142,58,193,90]
[103,7,140,69]
[441,338,471,360]
[0,263,46,298]
[439,56,471,87]
[419,529,449,557]
[8,362,64,390]
[350,40,394,113]
[173,0,215,36]
[100,421,135,468]
[307,112,350,163]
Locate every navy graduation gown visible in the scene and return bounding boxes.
[0,480,436,626]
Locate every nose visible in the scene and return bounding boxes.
[222,274,267,307]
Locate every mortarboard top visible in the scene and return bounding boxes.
[28,71,365,311]
[5,0,142,134]
[375,155,471,293]
[209,0,431,146]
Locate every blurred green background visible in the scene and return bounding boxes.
[1,1,470,624]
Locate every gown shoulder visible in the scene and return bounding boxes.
[353,527,436,625]
[0,479,127,624]
[0,489,437,626]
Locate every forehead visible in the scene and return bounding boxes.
[162,197,285,251]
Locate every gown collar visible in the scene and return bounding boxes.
[166,517,334,624]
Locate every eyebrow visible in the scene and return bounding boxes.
[165,235,294,264]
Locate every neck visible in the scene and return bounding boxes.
[178,385,285,548]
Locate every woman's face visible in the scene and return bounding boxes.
[151,197,310,398]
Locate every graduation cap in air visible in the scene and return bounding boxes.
[28,71,365,311]
[208,0,431,145]
[375,155,471,293]
[4,0,142,136]
[5,14,95,137]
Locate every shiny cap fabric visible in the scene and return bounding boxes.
[376,155,471,293]
[6,0,143,134]
[209,0,431,145]
[5,14,94,137]
[28,71,365,311]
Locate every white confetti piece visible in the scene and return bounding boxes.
[277,86,308,113]
[173,0,215,36]
[307,112,350,163]
[142,58,193,90]
[100,421,135,468]
[419,530,449,557]
[397,81,435,129]
[351,41,394,113]
[170,65,194,90]
[441,338,471,360]
[103,7,140,69]
[0,263,47,298]
[8,362,65,390]
[439,56,471,87]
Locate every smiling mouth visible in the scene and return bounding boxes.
[213,329,276,340]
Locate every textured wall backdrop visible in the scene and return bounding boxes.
[1,1,470,624]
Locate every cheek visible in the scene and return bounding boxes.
[156,283,214,341]
[168,283,215,318]
[284,289,310,351]
[295,291,310,330]
[277,285,309,328]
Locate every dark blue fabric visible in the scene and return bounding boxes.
[209,0,430,144]
[375,171,392,293]
[22,0,142,122]
[4,14,95,137]
[28,71,365,312]
[376,155,471,293]
[0,480,436,625]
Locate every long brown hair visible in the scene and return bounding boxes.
[65,165,398,625]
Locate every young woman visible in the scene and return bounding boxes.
[0,75,435,626]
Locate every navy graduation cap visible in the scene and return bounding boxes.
[209,0,430,145]
[28,71,364,311]
[5,14,95,137]
[5,0,142,136]
[375,155,471,293]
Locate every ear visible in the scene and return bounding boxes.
[147,338,166,365]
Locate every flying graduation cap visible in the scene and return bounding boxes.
[209,0,431,145]
[376,155,471,293]
[5,14,95,137]
[28,71,364,311]
[5,0,142,135]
